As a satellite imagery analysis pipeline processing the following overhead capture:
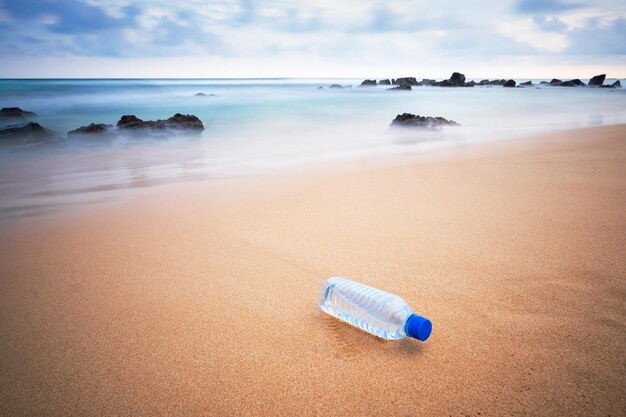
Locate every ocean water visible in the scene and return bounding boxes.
[1,77,625,218]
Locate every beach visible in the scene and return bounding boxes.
[0,124,625,416]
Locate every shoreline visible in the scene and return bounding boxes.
[0,124,625,416]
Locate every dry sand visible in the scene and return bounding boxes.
[1,125,625,416]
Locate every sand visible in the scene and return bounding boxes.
[1,125,625,416]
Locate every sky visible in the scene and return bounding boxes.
[0,0,625,78]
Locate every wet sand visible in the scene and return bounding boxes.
[1,125,625,416]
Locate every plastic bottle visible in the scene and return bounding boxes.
[319,276,432,341]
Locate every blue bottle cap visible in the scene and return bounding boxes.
[405,314,432,341]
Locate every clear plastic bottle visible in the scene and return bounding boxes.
[319,276,432,341]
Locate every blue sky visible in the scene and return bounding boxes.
[0,0,624,78]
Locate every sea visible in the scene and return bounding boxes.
[1,77,625,218]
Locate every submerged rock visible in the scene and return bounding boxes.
[390,113,460,129]
[68,123,115,137]
[0,122,62,144]
[386,85,412,91]
[359,79,377,87]
[0,107,36,121]
[329,84,344,89]
[588,74,606,86]
[520,81,533,87]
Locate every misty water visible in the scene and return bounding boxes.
[1,77,625,218]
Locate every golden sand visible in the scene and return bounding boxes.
[1,125,625,416]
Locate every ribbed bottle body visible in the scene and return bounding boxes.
[319,276,413,340]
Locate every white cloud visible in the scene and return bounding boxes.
[497,18,569,52]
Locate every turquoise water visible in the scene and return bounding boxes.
[1,78,625,217]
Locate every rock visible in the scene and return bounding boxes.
[359,79,377,87]
[465,81,476,87]
[479,79,489,86]
[421,79,437,86]
[503,79,516,88]
[449,72,466,86]
[588,74,606,86]
[386,85,412,91]
[438,79,452,87]
[0,107,36,121]
[164,113,205,130]
[378,79,391,85]
[549,79,562,86]
[195,93,207,96]
[390,113,460,129]
[68,123,114,136]
[393,77,418,86]
[117,113,204,133]
[599,85,616,89]
[520,81,533,86]
[317,86,324,90]
[612,80,621,88]
[329,84,344,89]
[0,122,62,144]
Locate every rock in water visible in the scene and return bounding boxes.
[520,81,533,86]
[378,79,391,85]
[386,85,412,91]
[68,123,115,137]
[359,79,377,87]
[117,115,167,130]
[393,77,418,86]
[0,107,36,121]
[549,79,562,86]
[449,72,466,86]
[329,84,344,89]
[165,113,204,130]
[503,79,516,88]
[390,113,460,129]
[612,80,622,88]
[0,122,62,144]
[588,74,606,86]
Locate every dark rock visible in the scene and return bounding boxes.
[549,79,562,86]
[390,113,460,129]
[386,85,412,91]
[0,107,36,121]
[393,77,418,86]
[329,84,344,89]
[438,79,452,87]
[612,80,621,88]
[165,113,204,130]
[558,79,585,87]
[503,79,516,88]
[117,115,166,130]
[599,85,616,89]
[449,72,466,86]
[520,81,533,86]
[588,74,606,86]
[421,79,437,86]
[68,123,114,136]
[359,79,377,87]
[117,113,204,132]
[465,80,476,87]
[479,79,489,86]
[378,79,391,85]
[195,93,207,96]
[0,122,62,144]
